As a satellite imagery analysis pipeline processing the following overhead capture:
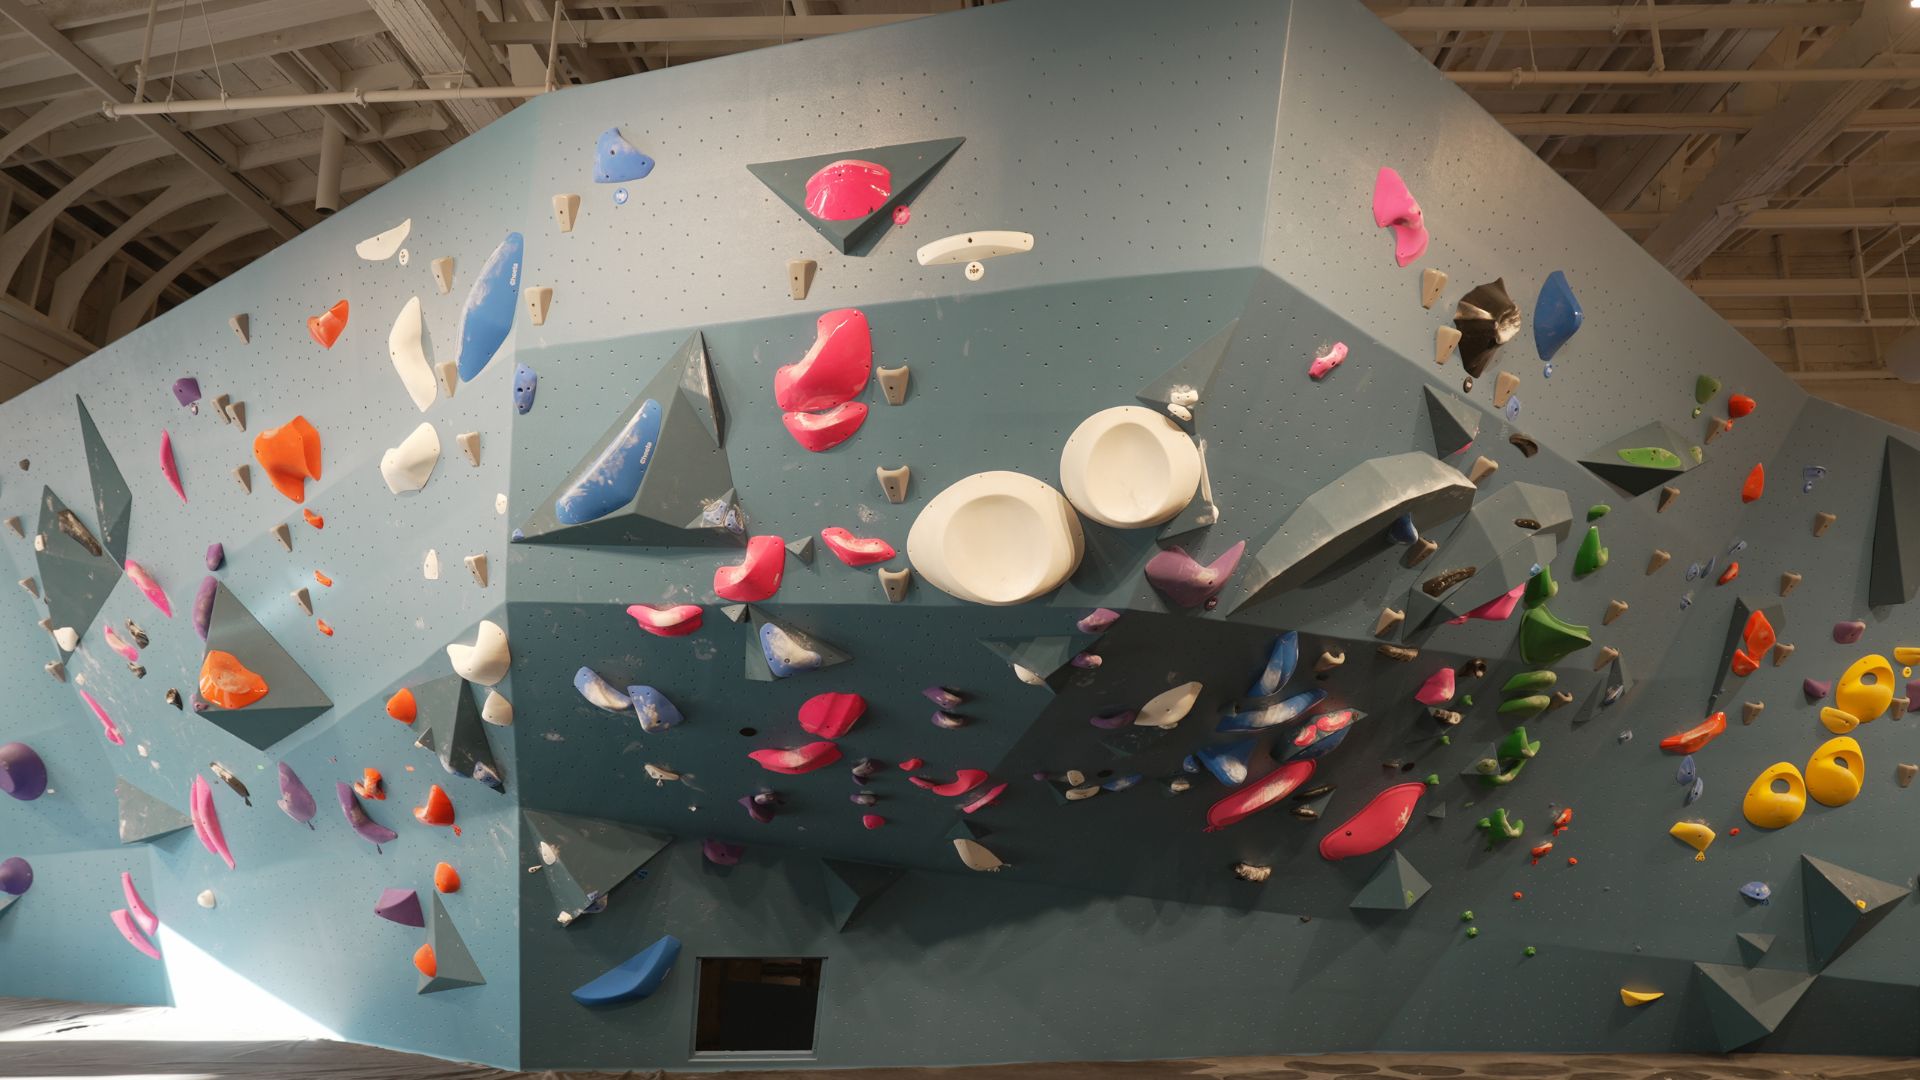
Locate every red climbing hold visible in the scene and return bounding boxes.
[1728,394,1756,418]
[748,741,843,775]
[797,692,866,738]
[303,509,325,530]
[1742,610,1776,657]
[1741,463,1764,503]
[1317,782,1424,861]
[413,784,455,828]
[1206,759,1315,831]
[782,401,868,452]
[1659,712,1727,754]
[1529,842,1553,865]
[1730,649,1760,677]
[1551,808,1573,835]
[910,769,988,797]
[713,535,786,602]
[1717,562,1740,585]
[386,688,417,724]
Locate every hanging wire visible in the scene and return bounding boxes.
[131,0,160,105]
[163,0,187,104]
[196,0,229,101]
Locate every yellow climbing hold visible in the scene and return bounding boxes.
[1806,736,1864,808]
[1741,762,1806,829]
[1836,654,1894,725]
[1620,989,1664,1007]
[1670,821,1715,861]
[1820,707,1862,735]
[1894,647,1920,666]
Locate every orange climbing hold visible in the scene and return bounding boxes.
[1529,842,1553,865]
[303,509,325,530]
[386,688,417,724]
[1660,712,1727,754]
[413,784,455,828]
[1718,562,1740,585]
[1741,463,1764,503]
[197,649,268,709]
[1728,394,1756,418]
[412,942,437,978]
[1730,649,1760,677]
[314,570,333,587]
[353,767,385,801]
[252,416,323,503]
[434,862,461,893]
[316,619,333,637]
[307,299,349,348]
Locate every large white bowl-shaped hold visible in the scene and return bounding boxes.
[447,619,510,685]
[356,218,411,261]
[1058,406,1201,528]
[908,471,1084,605]
[387,296,436,412]
[379,422,441,495]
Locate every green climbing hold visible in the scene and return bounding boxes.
[1691,406,1702,419]
[1618,447,1682,469]
[1502,670,1557,695]
[1587,504,1610,521]
[1497,694,1551,720]
[1461,910,1475,922]
[1524,946,1537,957]
[1498,727,1541,762]
[1467,927,1480,938]
[1575,526,1609,576]
[1519,605,1592,665]
[1460,694,1474,707]
[1695,374,1721,403]
[1439,735,1452,745]
[1689,445,1703,463]
[1523,566,1557,609]
[1476,807,1525,848]
[1423,773,1439,786]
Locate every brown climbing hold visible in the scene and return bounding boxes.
[1657,486,1679,513]
[1780,572,1801,596]
[213,394,232,425]
[1593,645,1620,671]
[1430,708,1462,726]
[292,587,312,616]
[1374,607,1405,637]
[270,523,291,551]
[1468,456,1499,484]
[1422,268,1447,309]
[1705,416,1732,443]
[1742,701,1764,725]
[1604,600,1628,625]
[465,554,489,587]
[877,365,910,406]
[1377,644,1419,662]
[1493,372,1520,409]
[233,465,251,493]
[1647,549,1670,574]
[1893,697,1910,721]
[1406,538,1437,568]
[1508,433,1539,458]
[1315,650,1345,677]
[1813,511,1836,537]
[1772,642,1795,666]
[1548,690,1573,710]
[1462,658,1488,679]
[1435,325,1461,365]
[1900,763,1919,789]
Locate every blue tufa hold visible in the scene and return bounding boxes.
[1533,270,1583,362]
[1727,539,1747,558]
[1217,688,1327,734]
[456,231,523,383]
[1686,776,1704,805]
[1677,755,1697,786]
[1388,513,1420,546]
[594,128,655,184]
[554,398,662,525]
[513,365,538,414]
[1802,465,1827,493]
[1741,881,1772,904]
[760,623,823,678]
[1503,396,1521,422]
[1102,774,1142,792]
[1196,739,1256,786]
[1679,590,1694,611]
[627,685,683,733]
[1248,631,1300,698]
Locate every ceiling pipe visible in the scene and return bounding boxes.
[1451,67,1920,87]
[101,85,551,118]
[1730,317,1920,328]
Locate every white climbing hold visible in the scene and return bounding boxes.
[355,218,411,261]
[446,619,510,685]
[388,296,436,413]
[430,256,454,295]
[457,432,481,466]
[1421,268,1447,309]
[952,837,1006,872]
[1135,681,1203,729]
[197,890,216,909]
[916,231,1034,267]
[465,554,489,587]
[494,493,508,515]
[379,422,441,495]
[552,193,580,233]
[788,258,816,300]
[423,549,440,580]
[481,689,513,726]
[53,626,78,651]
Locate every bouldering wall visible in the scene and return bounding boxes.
[7,0,1920,1072]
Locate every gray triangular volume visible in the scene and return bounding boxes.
[419,894,485,994]
[1404,481,1573,632]
[33,487,117,660]
[745,609,851,682]
[747,137,965,255]
[979,634,1094,689]
[1802,854,1911,967]
[819,858,904,932]
[786,536,815,565]
[515,332,745,549]
[1736,932,1774,966]
[945,819,988,843]
[1870,435,1920,606]
[76,395,131,566]
[1577,420,1699,496]
[1571,656,1630,725]
[1136,319,1238,433]
[1708,596,1781,713]
[1350,852,1431,911]
[1692,962,1815,1052]
[1420,387,1480,459]
[197,582,333,750]
[0,894,16,921]
[524,809,674,921]
[117,777,192,844]
[410,673,503,793]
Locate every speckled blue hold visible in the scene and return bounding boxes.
[554,398,662,525]
[1216,688,1327,733]
[627,685,683,733]
[1387,513,1419,546]
[760,623,823,678]
[1180,755,1200,774]
[1196,739,1256,786]
[1685,777,1704,805]
[513,364,537,414]
[1502,396,1521,422]
[456,231,523,383]
[593,128,655,184]
[1676,755,1696,786]
[1248,631,1299,697]
[613,188,630,206]
[1741,881,1772,904]
[1101,773,1142,792]
[1533,270,1583,361]
[1803,465,1827,493]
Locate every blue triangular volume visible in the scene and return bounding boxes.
[747,137,965,255]
[76,395,131,566]
[34,486,117,661]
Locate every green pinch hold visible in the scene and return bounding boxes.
[1617,447,1682,469]
[1471,757,1528,785]
[1574,526,1609,576]
[1477,807,1526,848]
[1519,604,1592,665]
[1695,374,1721,403]
[1467,927,1480,938]
[1423,773,1440,786]
[1691,406,1702,419]
[1439,735,1452,746]
[1689,445,1703,463]
[1497,727,1541,762]
[1497,695,1551,720]
[1502,670,1557,695]
[1523,566,1557,609]
[1587,504,1610,521]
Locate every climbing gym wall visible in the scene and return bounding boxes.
[4,0,1920,1071]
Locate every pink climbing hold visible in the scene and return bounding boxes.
[1145,542,1245,609]
[110,908,161,960]
[804,160,891,221]
[960,782,1007,814]
[713,535,786,602]
[861,814,886,830]
[1318,782,1425,861]
[775,308,872,412]
[892,204,912,225]
[1206,759,1316,831]
[798,692,866,738]
[159,432,186,503]
[123,559,172,618]
[78,689,124,746]
[189,774,236,870]
[1308,342,1350,381]
[782,401,868,452]
[748,741,844,775]
[1415,667,1456,706]
[122,872,159,938]
[898,756,924,771]
[626,603,704,637]
[911,769,988,797]
[1449,583,1525,625]
[820,527,896,567]
[1371,167,1429,267]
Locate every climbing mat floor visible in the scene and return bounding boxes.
[2,999,1917,1079]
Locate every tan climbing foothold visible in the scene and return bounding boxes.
[1705,416,1732,443]
[1892,697,1910,720]
[1772,642,1795,666]
[1378,644,1419,662]
[552,193,580,233]
[457,432,481,466]
[436,360,459,399]
[227,401,247,431]
[878,567,910,602]
[1406,538,1438,568]
[877,365,910,406]
[1493,371,1521,409]
[1813,511,1836,537]
[1435,325,1462,366]
[17,578,35,598]
[292,587,312,616]
[1468,456,1499,484]
[1780,571,1801,596]
[1421,268,1447,309]
[1898,763,1920,788]
[233,465,252,493]
[1647,549,1671,574]
[1374,607,1405,637]
[465,554,489,587]
[431,256,454,295]
[877,465,910,504]
[1604,599,1628,625]
[212,393,232,425]
[1742,701,1764,725]
[1315,650,1345,677]
[3,516,19,537]
[523,286,553,326]
[1548,690,1573,710]
[1593,645,1620,671]
[229,313,250,343]
[270,522,291,551]
[788,258,817,300]
[1657,486,1679,513]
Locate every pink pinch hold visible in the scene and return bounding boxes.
[911,769,988,797]
[1372,166,1429,267]
[748,741,844,775]
[1206,759,1315,831]
[159,431,186,503]
[79,689,124,746]
[1308,342,1350,381]
[820,527,896,567]
[861,814,887,830]
[804,159,892,221]
[782,401,868,452]
[122,559,173,618]
[713,535,786,602]
[1414,667,1456,706]
[1449,583,1526,625]
[110,908,161,960]
[190,774,236,870]
[626,603,704,637]
[775,309,872,412]
[960,781,1007,814]
[1317,782,1425,861]
[798,692,866,738]
[121,871,159,937]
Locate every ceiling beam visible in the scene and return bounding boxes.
[481,14,930,45]
[1372,2,1861,34]
[1499,107,1920,136]
[1615,207,1920,231]
[0,0,300,241]
[106,215,257,339]
[369,0,510,135]
[0,0,373,85]
[46,180,217,327]
[235,105,445,170]
[1692,277,1920,297]
[0,93,97,162]
[0,139,169,288]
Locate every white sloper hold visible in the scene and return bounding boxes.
[379,423,441,495]
[916,231,1035,267]
[423,549,440,580]
[356,218,412,261]
[389,297,436,413]
[1135,681,1203,729]
[908,471,1085,606]
[53,626,78,651]
[481,689,513,726]
[447,619,510,685]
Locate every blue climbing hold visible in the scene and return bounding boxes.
[1741,881,1772,904]
[554,398,662,525]
[1802,465,1827,493]
[571,934,681,1005]
[1676,755,1696,786]
[593,128,655,184]
[627,685,684,734]
[456,231,523,383]
[1686,776,1704,805]
[514,364,537,414]
[1388,513,1420,546]
[1247,631,1299,697]
[1503,396,1521,422]
[1102,773,1142,791]
[1216,688,1327,733]
[1533,270,1583,362]
[1196,739,1256,786]
[760,623,824,678]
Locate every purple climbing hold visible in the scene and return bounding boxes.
[0,742,47,801]
[1833,621,1866,645]
[922,687,965,711]
[205,544,225,572]
[1088,710,1136,730]
[375,887,425,927]
[276,763,316,828]
[1910,679,1920,703]
[193,576,218,640]
[739,792,779,824]
[1805,679,1832,703]
[702,839,744,866]
[0,856,30,895]
[173,378,201,407]
[1145,541,1245,609]
[1077,608,1120,634]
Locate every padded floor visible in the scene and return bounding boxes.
[2,998,1915,1079]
